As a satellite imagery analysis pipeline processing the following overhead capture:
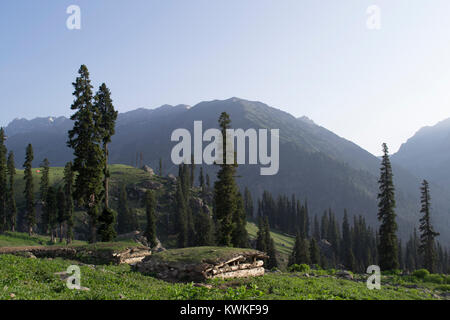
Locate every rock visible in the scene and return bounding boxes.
[336,270,354,280]
[167,174,177,183]
[142,165,154,176]
[318,239,333,260]
[10,293,15,299]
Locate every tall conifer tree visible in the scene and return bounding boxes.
[23,144,35,236]
[418,180,440,273]
[0,128,7,232]
[377,143,399,271]
[213,112,239,246]
[67,65,105,243]
[6,151,17,231]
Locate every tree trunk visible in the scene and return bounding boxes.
[104,143,109,209]
[59,224,63,242]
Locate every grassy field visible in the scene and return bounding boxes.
[0,254,448,300]
[247,222,294,267]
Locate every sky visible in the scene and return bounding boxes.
[1,0,450,156]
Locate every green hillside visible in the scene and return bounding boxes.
[0,254,448,300]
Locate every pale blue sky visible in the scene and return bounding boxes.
[1,0,450,155]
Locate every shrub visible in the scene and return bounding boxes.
[413,269,430,279]
[288,264,310,273]
[424,274,444,284]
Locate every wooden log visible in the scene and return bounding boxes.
[211,267,265,279]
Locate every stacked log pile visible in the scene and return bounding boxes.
[135,250,267,282]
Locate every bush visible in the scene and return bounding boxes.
[424,274,444,284]
[288,264,310,273]
[445,276,450,284]
[413,269,430,279]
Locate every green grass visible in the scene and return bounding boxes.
[0,254,446,300]
[12,164,150,208]
[247,222,294,268]
[0,232,86,247]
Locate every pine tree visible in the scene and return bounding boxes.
[6,151,17,232]
[117,185,136,234]
[289,233,310,266]
[377,143,399,271]
[309,237,321,265]
[46,187,57,243]
[342,210,355,270]
[256,217,267,252]
[63,162,75,243]
[213,112,239,246]
[144,190,157,248]
[95,83,118,242]
[199,167,205,190]
[243,187,254,221]
[313,215,320,241]
[194,207,215,246]
[231,192,249,248]
[0,128,6,232]
[67,65,105,243]
[175,180,188,248]
[39,158,50,234]
[190,154,195,187]
[418,180,440,273]
[56,187,66,242]
[159,158,163,176]
[23,144,35,236]
[206,174,211,191]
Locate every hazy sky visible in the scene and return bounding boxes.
[1,0,450,156]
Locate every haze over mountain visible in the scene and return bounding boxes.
[392,118,450,193]
[4,98,450,243]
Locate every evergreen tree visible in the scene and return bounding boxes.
[63,162,75,243]
[0,128,6,232]
[231,192,249,248]
[341,210,355,270]
[255,217,267,253]
[206,174,211,191]
[159,158,163,176]
[213,112,239,246]
[117,185,136,234]
[199,167,205,190]
[175,180,188,248]
[39,158,50,234]
[313,215,320,241]
[144,190,157,248]
[23,144,35,236]
[190,154,195,187]
[289,233,310,266]
[194,207,215,246]
[46,187,57,243]
[95,83,118,242]
[309,237,321,265]
[243,187,254,220]
[67,65,105,243]
[377,143,399,271]
[6,151,17,232]
[56,187,66,242]
[267,238,278,269]
[418,180,440,273]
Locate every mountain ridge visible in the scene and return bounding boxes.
[3,98,450,243]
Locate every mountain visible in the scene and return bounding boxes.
[4,98,450,243]
[392,118,450,192]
